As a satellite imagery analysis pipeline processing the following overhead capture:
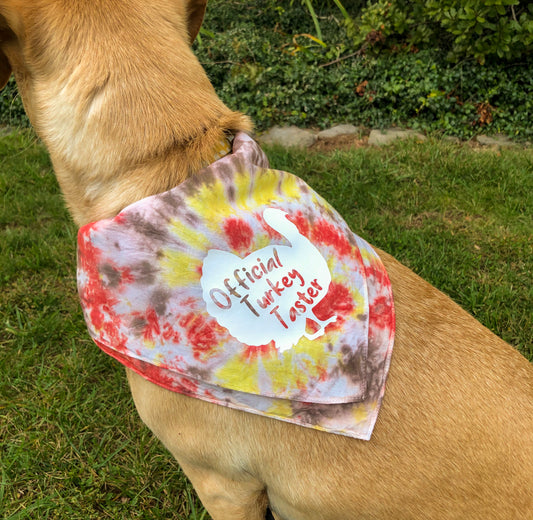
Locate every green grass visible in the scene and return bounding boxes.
[1,129,531,519]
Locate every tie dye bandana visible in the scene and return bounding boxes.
[77,133,395,440]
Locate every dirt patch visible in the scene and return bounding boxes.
[310,134,369,152]
[405,210,486,231]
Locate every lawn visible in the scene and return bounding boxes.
[0,129,531,519]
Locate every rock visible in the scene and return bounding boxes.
[258,126,317,148]
[368,128,426,146]
[317,124,360,140]
[476,134,514,148]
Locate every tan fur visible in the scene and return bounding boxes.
[1,2,531,519]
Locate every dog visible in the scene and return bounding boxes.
[1,1,531,519]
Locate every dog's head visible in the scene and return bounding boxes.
[0,0,207,100]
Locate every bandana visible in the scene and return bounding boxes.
[77,133,394,440]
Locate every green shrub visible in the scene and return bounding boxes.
[318,0,533,63]
[426,0,533,62]
[195,15,533,139]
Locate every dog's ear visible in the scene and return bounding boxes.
[186,0,207,44]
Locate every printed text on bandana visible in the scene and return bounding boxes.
[201,208,337,352]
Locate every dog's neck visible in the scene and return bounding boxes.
[44,103,249,227]
[36,68,249,227]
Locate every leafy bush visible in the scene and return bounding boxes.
[424,0,533,62]
[195,6,533,138]
[303,0,533,63]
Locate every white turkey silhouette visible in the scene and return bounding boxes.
[201,208,337,352]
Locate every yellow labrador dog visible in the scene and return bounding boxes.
[1,1,531,519]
